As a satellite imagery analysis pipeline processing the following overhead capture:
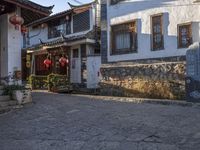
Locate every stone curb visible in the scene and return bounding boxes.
[73,94,197,107]
[32,91,199,107]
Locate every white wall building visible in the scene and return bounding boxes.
[101,0,200,63]
[0,0,53,82]
[25,1,101,89]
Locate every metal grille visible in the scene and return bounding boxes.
[73,10,90,33]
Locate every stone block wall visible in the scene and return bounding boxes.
[100,62,186,100]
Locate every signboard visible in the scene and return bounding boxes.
[26,54,31,68]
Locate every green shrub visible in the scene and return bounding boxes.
[3,85,25,98]
[29,74,69,92]
[29,75,48,90]
[47,74,68,91]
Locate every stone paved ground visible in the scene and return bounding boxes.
[0,92,200,150]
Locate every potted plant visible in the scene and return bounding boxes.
[3,84,32,105]
[2,72,32,105]
[13,86,32,105]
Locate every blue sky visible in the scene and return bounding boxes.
[32,0,93,14]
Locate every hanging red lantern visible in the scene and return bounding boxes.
[44,58,52,68]
[59,57,69,67]
[21,26,28,34]
[9,14,24,30]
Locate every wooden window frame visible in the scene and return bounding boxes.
[111,21,138,55]
[177,23,193,49]
[151,14,164,51]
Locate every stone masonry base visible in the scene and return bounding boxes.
[100,62,186,100]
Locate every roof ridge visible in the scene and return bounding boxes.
[26,1,96,27]
[21,0,54,10]
[68,0,98,8]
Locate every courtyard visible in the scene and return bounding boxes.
[0,92,200,150]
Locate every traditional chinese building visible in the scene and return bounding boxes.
[99,0,200,99]
[0,0,53,81]
[24,0,101,90]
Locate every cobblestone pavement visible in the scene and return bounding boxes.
[0,92,200,150]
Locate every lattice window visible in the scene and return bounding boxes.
[151,14,164,50]
[178,23,192,48]
[73,10,90,33]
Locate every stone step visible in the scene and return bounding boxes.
[0,100,17,107]
[0,85,4,90]
[0,106,13,114]
[0,90,4,96]
[0,96,10,102]
[0,105,23,114]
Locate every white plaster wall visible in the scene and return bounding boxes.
[107,0,200,62]
[0,9,24,78]
[7,12,22,75]
[28,26,48,46]
[87,56,101,88]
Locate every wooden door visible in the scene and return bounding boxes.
[71,48,81,83]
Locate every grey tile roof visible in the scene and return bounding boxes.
[25,30,96,50]
[26,10,72,27]
[26,0,97,27]
[110,0,126,5]
[4,0,54,15]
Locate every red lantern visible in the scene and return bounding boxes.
[44,58,52,68]
[59,57,69,67]
[21,26,28,34]
[9,14,24,30]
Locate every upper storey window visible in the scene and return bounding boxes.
[48,18,71,39]
[73,10,90,33]
[178,23,192,48]
[111,21,137,55]
[151,14,164,51]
